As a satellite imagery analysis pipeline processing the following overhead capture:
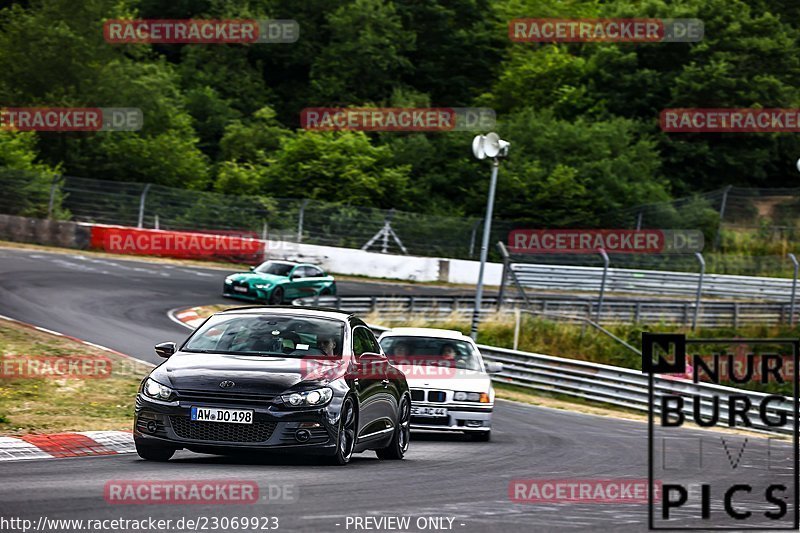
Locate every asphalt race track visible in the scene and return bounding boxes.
[0,247,796,532]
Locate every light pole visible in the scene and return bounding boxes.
[470,133,510,340]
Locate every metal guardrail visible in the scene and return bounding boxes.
[508,263,794,301]
[296,294,798,327]
[477,343,794,436]
[365,322,794,437]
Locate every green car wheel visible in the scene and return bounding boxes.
[268,287,284,305]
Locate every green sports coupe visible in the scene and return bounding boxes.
[223,261,337,304]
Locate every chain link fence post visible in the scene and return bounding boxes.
[47,174,62,219]
[297,199,309,243]
[692,252,706,330]
[789,253,798,326]
[137,183,151,229]
[596,249,609,322]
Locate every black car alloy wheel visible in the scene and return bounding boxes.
[331,398,356,465]
[377,396,410,460]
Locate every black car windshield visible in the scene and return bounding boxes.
[379,336,482,371]
[184,314,344,358]
[254,261,294,276]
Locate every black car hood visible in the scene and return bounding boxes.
[154,352,346,396]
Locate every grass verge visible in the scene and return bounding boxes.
[0,318,151,435]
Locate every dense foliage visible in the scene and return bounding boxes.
[1,0,798,227]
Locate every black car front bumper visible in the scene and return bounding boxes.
[134,393,341,456]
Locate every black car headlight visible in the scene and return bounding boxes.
[453,391,490,403]
[278,387,333,408]
[142,378,176,401]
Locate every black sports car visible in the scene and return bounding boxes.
[134,306,411,465]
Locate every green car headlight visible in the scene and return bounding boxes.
[142,378,175,401]
[254,283,272,289]
[279,387,333,408]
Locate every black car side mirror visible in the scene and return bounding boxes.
[154,341,177,358]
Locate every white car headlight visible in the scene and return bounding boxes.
[454,391,489,403]
[254,283,272,289]
[143,378,175,401]
[224,278,233,284]
[280,387,333,407]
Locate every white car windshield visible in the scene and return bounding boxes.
[379,336,482,371]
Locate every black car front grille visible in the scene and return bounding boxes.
[177,390,275,406]
[170,417,277,443]
[427,391,447,403]
[410,389,425,402]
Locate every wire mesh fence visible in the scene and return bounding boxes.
[2,167,800,269]
[0,169,518,259]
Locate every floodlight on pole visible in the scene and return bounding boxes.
[470,133,510,340]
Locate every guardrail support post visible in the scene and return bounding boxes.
[789,253,798,326]
[513,308,521,351]
[137,183,151,229]
[692,252,705,330]
[596,249,609,322]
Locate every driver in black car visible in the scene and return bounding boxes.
[318,335,337,357]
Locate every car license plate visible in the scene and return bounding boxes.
[190,406,253,424]
[233,286,248,293]
[411,406,447,418]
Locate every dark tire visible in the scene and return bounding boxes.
[468,430,491,442]
[329,398,356,465]
[268,287,284,305]
[319,288,332,296]
[376,396,410,460]
[135,441,175,462]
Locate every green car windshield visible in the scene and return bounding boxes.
[254,261,294,276]
[183,314,344,358]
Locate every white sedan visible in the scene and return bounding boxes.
[378,327,502,441]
